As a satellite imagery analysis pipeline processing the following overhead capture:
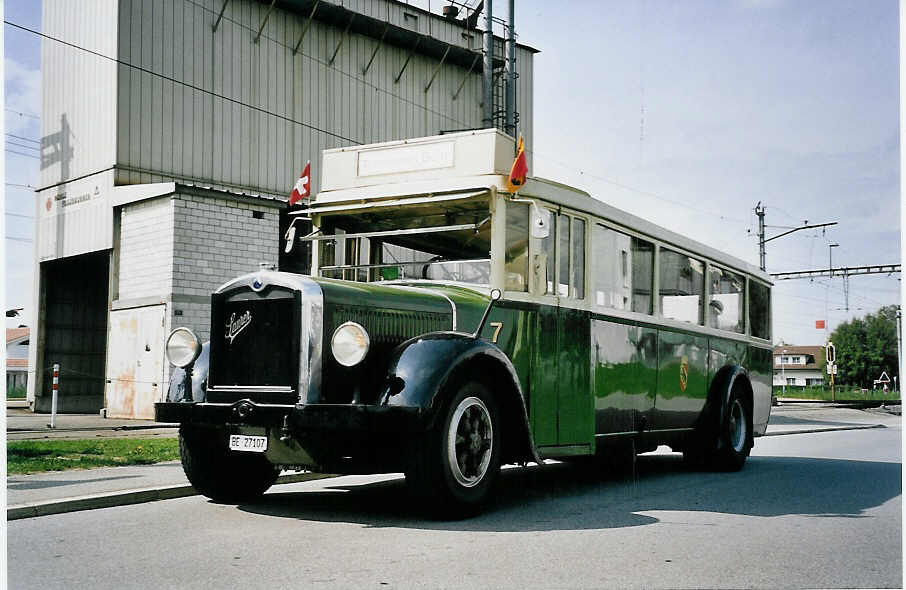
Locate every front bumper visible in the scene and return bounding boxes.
[157,400,426,473]
[155,400,427,433]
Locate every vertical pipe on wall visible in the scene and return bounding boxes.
[505,0,516,137]
[482,0,493,128]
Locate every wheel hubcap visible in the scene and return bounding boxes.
[447,396,493,488]
[729,399,747,453]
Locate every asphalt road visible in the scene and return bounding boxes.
[8,423,901,589]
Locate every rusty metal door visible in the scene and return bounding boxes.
[105,305,166,419]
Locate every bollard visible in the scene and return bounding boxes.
[49,363,59,429]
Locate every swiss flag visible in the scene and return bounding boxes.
[289,161,311,206]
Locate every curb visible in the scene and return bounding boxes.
[8,424,179,433]
[7,471,335,521]
[763,424,886,437]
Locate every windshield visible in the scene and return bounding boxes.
[315,199,493,285]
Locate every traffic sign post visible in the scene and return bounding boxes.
[826,341,836,402]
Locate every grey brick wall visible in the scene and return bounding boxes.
[170,192,281,343]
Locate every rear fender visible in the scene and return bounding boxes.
[380,332,542,465]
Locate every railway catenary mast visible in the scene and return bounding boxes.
[28,0,537,417]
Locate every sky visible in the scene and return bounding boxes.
[3,0,902,347]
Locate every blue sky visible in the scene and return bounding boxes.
[3,0,901,347]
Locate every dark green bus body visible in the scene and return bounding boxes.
[157,131,774,511]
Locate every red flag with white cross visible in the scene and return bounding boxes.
[289,161,311,205]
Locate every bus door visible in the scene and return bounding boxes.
[530,305,593,448]
[529,211,593,449]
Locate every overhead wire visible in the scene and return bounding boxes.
[5,19,364,146]
[525,147,750,226]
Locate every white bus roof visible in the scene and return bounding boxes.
[311,129,771,284]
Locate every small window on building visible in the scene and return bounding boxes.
[749,280,771,339]
[709,266,745,333]
[786,377,796,386]
[659,248,704,324]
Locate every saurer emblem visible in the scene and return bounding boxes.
[225,311,252,345]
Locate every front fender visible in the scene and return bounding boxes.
[166,342,210,403]
[380,332,542,464]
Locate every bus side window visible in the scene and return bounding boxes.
[709,266,745,333]
[749,280,771,339]
[571,218,585,299]
[531,209,557,295]
[505,203,529,292]
[631,238,654,314]
[593,224,632,310]
[659,248,705,324]
[558,215,570,297]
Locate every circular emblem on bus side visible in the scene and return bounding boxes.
[679,355,689,392]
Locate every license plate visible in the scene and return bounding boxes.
[229,434,268,453]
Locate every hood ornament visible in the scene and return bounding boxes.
[225,311,252,344]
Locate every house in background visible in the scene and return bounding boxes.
[7,327,30,392]
[773,345,826,387]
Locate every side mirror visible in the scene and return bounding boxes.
[284,224,297,254]
[530,205,551,239]
[490,288,502,301]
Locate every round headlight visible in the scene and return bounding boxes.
[331,322,370,367]
[166,327,201,368]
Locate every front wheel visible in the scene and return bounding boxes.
[179,425,280,503]
[406,381,501,517]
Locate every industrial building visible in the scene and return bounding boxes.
[29,0,536,417]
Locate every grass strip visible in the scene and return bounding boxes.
[8,438,180,474]
[779,387,901,403]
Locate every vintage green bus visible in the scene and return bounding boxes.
[157,129,773,516]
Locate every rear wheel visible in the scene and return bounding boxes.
[683,385,752,471]
[179,425,280,503]
[406,381,501,518]
[712,388,751,471]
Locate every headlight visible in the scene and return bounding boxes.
[331,322,370,367]
[166,327,201,368]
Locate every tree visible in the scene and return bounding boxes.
[830,306,899,388]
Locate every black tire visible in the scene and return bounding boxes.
[712,387,752,471]
[683,386,752,471]
[179,425,280,503]
[406,381,502,518]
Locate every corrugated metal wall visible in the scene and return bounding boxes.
[114,0,533,197]
[40,0,118,190]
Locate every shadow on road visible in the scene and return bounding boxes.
[767,415,870,428]
[237,454,902,531]
[7,474,144,491]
